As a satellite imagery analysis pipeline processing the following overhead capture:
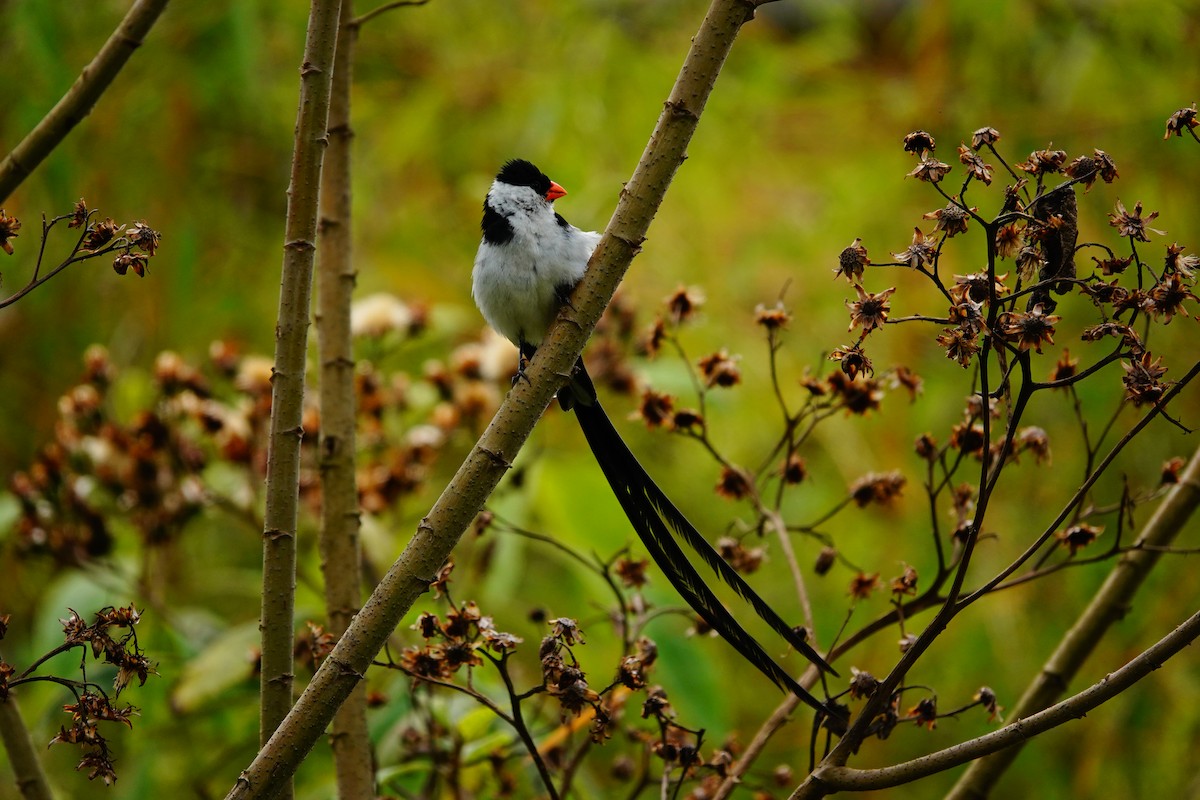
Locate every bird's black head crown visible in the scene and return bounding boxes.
[495,159,552,196]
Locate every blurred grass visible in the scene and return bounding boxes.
[3,0,1200,797]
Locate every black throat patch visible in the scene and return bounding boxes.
[481,200,515,245]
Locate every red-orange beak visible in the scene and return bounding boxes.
[545,181,567,202]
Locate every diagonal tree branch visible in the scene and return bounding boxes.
[0,693,54,800]
[943,449,1200,799]
[0,0,172,204]
[805,606,1200,793]
[223,1,765,797]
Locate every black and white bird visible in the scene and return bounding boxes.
[472,159,837,710]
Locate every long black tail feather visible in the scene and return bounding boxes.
[568,365,835,711]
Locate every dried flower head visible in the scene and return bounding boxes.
[1161,457,1186,485]
[1109,200,1164,242]
[903,130,936,154]
[0,210,22,255]
[828,371,884,414]
[849,667,880,699]
[1144,273,1198,323]
[1121,352,1168,406]
[781,453,807,484]
[891,564,918,597]
[1050,349,1078,383]
[907,697,938,730]
[635,389,675,429]
[665,285,704,324]
[849,572,881,600]
[971,127,1001,149]
[715,466,754,501]
[998,305,1061,354]
[83,219,122,251]
[909,153,952,183]
[697,350,741,388]
[125,221,161,256]
[894,227,938,269]
[975,686,1002,721]
[1164,242,1200,278]
[846,285,895,334]
[950,272,1008,305]
[1164,104,1199,139]
[68,199,89,229]
[849,470,906,507]
[814,546,837,575]
[1018,145,1067,177]
[755,302,792,330]
[1057,523,1102,554]
[615,557,649,588]
[835,238,870,283]
[958,144,993,185]
[995,224,1023,260]
[936,327,981,368]
[924,201,974,237]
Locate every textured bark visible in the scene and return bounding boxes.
[0,0,172,203]
[0,694,54,800]
[258,4,343,800]
[314,2,374,798]
[223,1,763,797]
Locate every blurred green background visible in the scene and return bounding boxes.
[3,0,1200,798]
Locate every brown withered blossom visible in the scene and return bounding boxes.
[715,465,754,501]
[400,644,450,680]
[68,199,89,228]
[635,388,675,428]
[645,317,667,358]
[1144,273,1198,322]
[754,301,792,330]
[890,365,923,401]
[994,223,1023,260]
[909,153,952,183]
[914,433,938,461]
[1164,242,1200,278]
[846,285,895,334]
[958,144,993,185]
[125,221,161,256]
[0,209,21,255]
[1080,278,1129,309]
[891,564,918,597]
[924,201,975,237]
[814,546,837,576]
[950,272,1008,305]
[83,218,122,251]
[903,130,936,154]
[665,285,704,324]
[781,453,807,484]
[1057,523,1103,555]
[828,371,884,414]
[971,127,1001,149]
[549,617,585,646]
[998,305,1061,353]
[936,327,981,368]
[830,343,874,379]
[697,349,741,388]
[950,422,987,457]
[976,686,1002,721]
[112,251,148,277]
[717,537,765,575]
[1050,349,1078,383]
[849,667,880,699]
[1091,254,1134,276]
[894,227,939,269]
[1109,200,1164,242]
[1015,245,1046,281]
[1017,145,1067,177]
[670,407,704,432]
[835,238,870,282]
[1121,352,1168,406]
[1015,426,1051,464]
[849,572,881,600]
[615,556,649,588]
[1080,321,1143,354]
[1161,457,1186,485]
[849,470,906,507]
[1064,149,1119,190]
[1164,104,1199,139]
[907,697,938,730]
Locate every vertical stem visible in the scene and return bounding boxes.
[260,5,344,800]
[315,3,374,798]
[0,694,54,800]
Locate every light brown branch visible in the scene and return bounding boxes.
[0,694,54,800]
[223,2,764,797]
[0,0,172,204]
[258,4,344,800]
